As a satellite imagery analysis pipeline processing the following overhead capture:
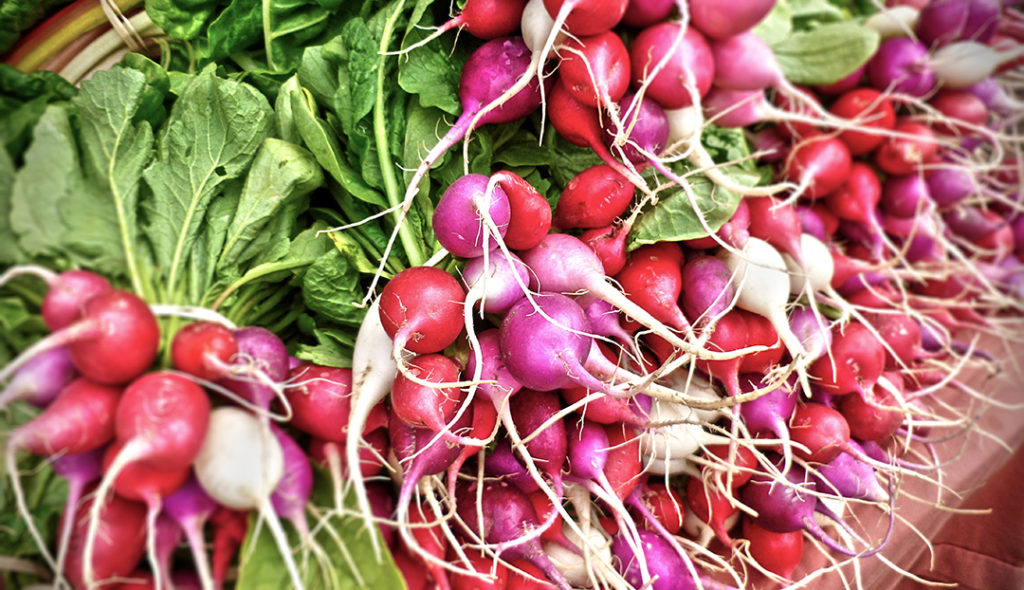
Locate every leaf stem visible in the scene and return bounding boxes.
[374,0,424,267]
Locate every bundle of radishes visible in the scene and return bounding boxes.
[3,0,1023,588]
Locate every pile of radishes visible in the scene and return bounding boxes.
[3,0,1023,588]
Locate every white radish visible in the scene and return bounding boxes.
[865,6,919,39]
[931,41,1024,89]
[781,234,835,295]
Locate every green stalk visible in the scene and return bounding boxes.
[374,0,425,267]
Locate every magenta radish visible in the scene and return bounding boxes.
[463,328,522,408]
[880,174,931,218]
[740,464,888,557]
[486,439,542,494]
[218,326,289,414]
[162,476,219,590]
[916,0,1001,47]
[680,256,735,326]
[611,528,720,590]
[60,485,148,589]
[809,443,888,503]
[32,268,112,331]
[433,174,511,258]
[708,32,785,92]
[462,251,530,316]
[604,91,669,166]
[50,448,104,580]
[557,30,631,108]
[867,37,936,97]
[83,371,210,588]
[629,22,714,109]
[554,164,635,229]
[576,295,635,349]
[492,170,553,250]
[455,479,572,590]
[0,346,76,409]
[689,0,775,39]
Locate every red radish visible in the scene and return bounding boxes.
[507,559,557,589]
[580,224,628,275]
[703,444,758,489]
[829,88,897,155]
[620,0,673,28]
[561,382,643,426]
[807,322,887,396]
[0,346,76,409]
[542,0,628,36]
[548,81,633,174]
[782,134,853,201]
[209,507,248,589]
[509,388,568,492]
[737,311,784,374]
[554,164,635,229]
[614,247,689,331]
[602,423,643,502]
[873,119,938,176]
[2,289,160,387]
[788,402,852,464]
[629,23,714,109]
[825,162,883,226]
[696,311,748,397]
[492,170,552,250]
[84,371,210,588]
[404,0,527,48]
[689,0,775,39]
[405,501,453,590]
[433,173,512,258]
[61,485,148,589]
[838,378,906,442]
[449,548,510,590]
[685,477,738,546]
[285,364,361,442]
[557,31,630,108]
[4,377,122,576]
[632,481,684,535]
[447,396,500,497]
[379,266,466,355]
[741,518,804,582]
[171,321,238,382]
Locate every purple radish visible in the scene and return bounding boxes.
[680,256,735,327]
[809,442,888,503]
[51,448,105,579]
[162,475,219,590]
[0,346,77,409]
[219,326,289,413]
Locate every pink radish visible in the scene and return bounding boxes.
[689,0,775,39]
[433,173,511,258]
[0,267,111,331]
[629,23,714,109]
[162,476,219,590]
[284,364,355,443]
[61,485,148,589]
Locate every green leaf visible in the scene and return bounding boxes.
[143,69,273,301]
[286,79,386,207]
[628,171,757,248]
[9,105,76,260]
[235,478,404,590]
[397,26,466,115]
[302,249,366,328]
[65,67,156,286]
[0,147,24,264]
[0,65,76,161]
[336,18,380,133]
[771,22,881,85]
[0,297,47,365]
[145,0,219,40]
[753,0,794,46]
[788,0,845,21]
[217,137,324,271]
[294,325,356,367]
[200,0,261,63]
[189,182,240,305]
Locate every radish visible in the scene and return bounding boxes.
[737,310,785,374]
[345,296,399,557]
[680,256,736,327]
[640,392,731,475]
[865,5,921,39]
[807,322,887,396]
[218,326,289,415]
[828,88,897,156]
[1,289,160,387]
[629,481,685,535]
[492,170,552,251]
[542,0,628,37]
[446,396,500,498]
[740,463,890,557]
[580,224,629,275]
[284,364,357,443]
[916,0,1001,47]
[390,353,466,436]
[629,23,714,109]
[684,475,740,547]
[0,346,76,409]
[557,30,631,108]
[455,479,572,590]
[614,245,689,331]
[808,443,888,503]
[547,80,640,178]
[209,507,248,589]
[60,485,148,589]
[838,379,907,442]
[696,310,749,397]
[5,377,122,578]
[0,266,111,331]
[620,0,673,28]
[604,91,669,166]
[781,134,853,201]
[50,448,104,581]
[433,174,511,258]
[741,518,804,583]
[575,295,635,350]
[379,266,466,357]
[610,528,724,590]
[719,237,807,362]
[689,0,775,39]
[171,321,239,382]
[193,406,304,589]
[462,250,530,316]
[396,0,528,53]
[83,371,210,588]
[867,38,936,97]
[553,164,635,229]
[162,476,219,590]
